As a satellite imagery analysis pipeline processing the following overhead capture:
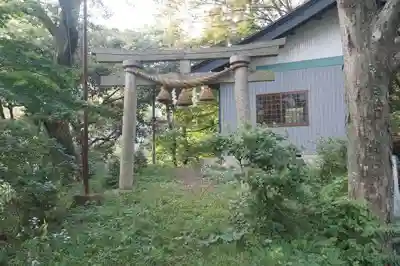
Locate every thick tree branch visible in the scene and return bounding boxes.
[103,96,123,105]
[89,127,121,147]
[102,87,122,104]
[56,0,81,65]
[7,105,14,120]
[374,0,400,44]
[23,2,58,37]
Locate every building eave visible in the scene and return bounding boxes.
[192,0,336,73]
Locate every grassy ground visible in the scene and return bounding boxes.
[21,166,285,266]
[13,165,374,266]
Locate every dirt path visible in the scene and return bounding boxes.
[173,167,213,191]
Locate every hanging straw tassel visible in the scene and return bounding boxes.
[198,86,215,102]
[176,88,193,107]
[156,86,172,105]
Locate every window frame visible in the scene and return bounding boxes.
[255,90,309,127]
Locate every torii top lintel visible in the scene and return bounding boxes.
[91,38,286,63]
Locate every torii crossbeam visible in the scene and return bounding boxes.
[93,38,286,191]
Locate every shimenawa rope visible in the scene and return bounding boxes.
[124,62,248,88]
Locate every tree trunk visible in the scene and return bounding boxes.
[22,0,83,177]
[337,0,394,223]
[39,0,81,169]
[345,51,393,223]
[44,120,79,161]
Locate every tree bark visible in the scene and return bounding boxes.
[25,0,82,167]
[336,0,400,223]
[46,0,81,164]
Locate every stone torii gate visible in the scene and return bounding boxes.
[92,37,285,190]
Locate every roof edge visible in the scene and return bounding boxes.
[192,0,336,72]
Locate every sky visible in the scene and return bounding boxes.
[92,0,306,38]
[92,0,204,38]
[93,0,159,31]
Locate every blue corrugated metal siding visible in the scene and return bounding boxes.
[219,65,345,154]
[219,83,237,133]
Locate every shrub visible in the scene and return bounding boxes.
[103,150,148,189]
[0,120,74,220]
[0,120,76,264]
[311,197,392,265]
[208,127,310,237]
[209,126,399,265]
[208,126,303,169]
[5,123,398,265]
[316,138,347,182]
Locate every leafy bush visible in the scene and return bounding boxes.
[5,166,344,266]
[311,196,391,265]
[103,150,148,189]
[0,181,15,212]
[316,137,347,181]
[209,127,310,237]
[10,163,397,266]
[208,127,399,265]
[155,103,218,166]
[5,124,399,265]
[0,120,76,264]
[0,120,74,215]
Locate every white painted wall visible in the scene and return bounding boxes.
[250,8,343,68]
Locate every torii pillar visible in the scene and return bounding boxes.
[119,59,140,190]
[118,56,252,190]
[230,55,251,128]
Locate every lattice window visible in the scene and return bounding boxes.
[256,91,309,127]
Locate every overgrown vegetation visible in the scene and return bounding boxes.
[2,126,399,265]
[155,101,219,166]
[103,151,148,189]
[1,0,400,265]
[316,137,347,183]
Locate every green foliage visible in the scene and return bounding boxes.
[207,126,301,168]
[0,0,397,264]
[207,127,398,265]
[7,127,393,265]
[193,0,299,46]
[8,161,399,266]
[0,120,75,258]
[0,37,81,119]
[8,166,232,265]
[392,111,400,134]
[311,195,390,265]
[0,181,15,211]
[316,138,347,182]
[156,127,180,164]
[87,86,154,160]
[103,151,149,189]
[206,127,310,237]
[156,102,218,165]
[0,5,82,262]
[0,1,15,27]
[2,166,339,266]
